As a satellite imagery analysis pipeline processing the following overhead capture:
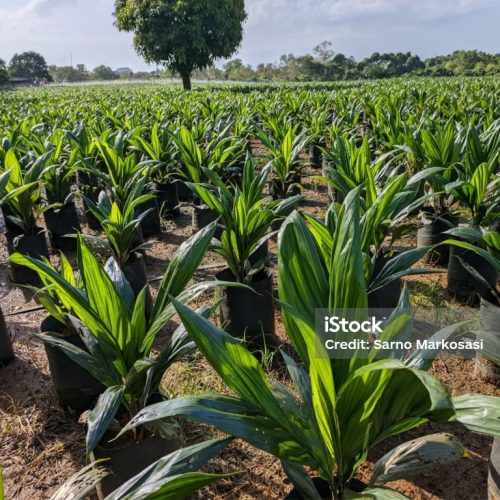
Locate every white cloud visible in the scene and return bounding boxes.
[245,0,497,25]
[0,0,499,70]
[17,0,76,17]
[1,0,76,28]
[237,0,499,64]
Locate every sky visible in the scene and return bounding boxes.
[0,0,499,71]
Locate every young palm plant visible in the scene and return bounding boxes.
[84,184,155,313]
[67,124,105,228]
[445,222,500,303]
[128,122,181,215]
[170,125,243,231]
[450,126,499,227]
[194,160,302,283]
[320,134,386,203]
[23,252,105,412]
[84,185,152,267]
[257,123,309,199]
[303,108,329,169]
[398,121,463,265]
[445,126,500,301]
[190,160,302,348]
[51,439,237,500]
[9,223,217,459]
[94,136,149,208]
[118,190,500,499]
[444,228,500,384]
[0,149,46,234]
[318,148,436,307]
[38,130,82,250]
[94,135,161,237]
[171,125,242,186]
[418,120,462,215]
[0,149,50,284]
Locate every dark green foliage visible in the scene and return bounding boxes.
[0,59,8,85]
[196,45,500,82]
[114,0,246,89]
[9,51,52,82]
[92,65,120,81]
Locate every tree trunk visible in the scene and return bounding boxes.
[181,72,192,91]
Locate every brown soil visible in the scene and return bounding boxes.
[0,168,498,500]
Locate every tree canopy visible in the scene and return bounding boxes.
[193,46,500,82]
[9,51,52,81]
[0,59,8,84]
[93,65,120,81]
[114,0,246,90]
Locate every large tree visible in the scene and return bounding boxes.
[92,65,120,81]
[9,51,52,81]
[114,0,246,90]
[49,64,90,83]
[0,59,8,84]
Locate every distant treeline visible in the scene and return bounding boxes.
[193,43,500,82]
[2,44,499,86]
[0,51,159,85]
[48,65,159,83]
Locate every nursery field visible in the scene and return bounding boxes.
[0,78,499,500]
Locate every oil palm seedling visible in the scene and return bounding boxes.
[305,174,435,309]
[84,183,156,314]
[38,130,82,250]
[317,145,436,307]
[444,229,500,383]
[445,127,500,301]
[170,125,242,232]
[0,149,45,234]
[356,176,434,308]
[94,136,161,237]
[445,222,500,303]
[171,124,242,185]
[0,149,50,285]
[451,125,499,226]
[398,124,426,176]
[191,159,302,348]
[257,122,309,199]
[119,190,500,499]
[51,439,237,500]
[411,121,463,264]
[281,92,309,123]
[233,98,256,156]
[10,223,221,490]
[215,124,249,183]
[128,122,181,216]
[370,94,414,152]
[303,108,329,168]
[66,124,105,229]
[27,253,105,412]
[320,134,382,203]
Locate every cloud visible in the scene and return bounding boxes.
[18,0,76,17]
[1,0,74,36]
[246,0,498,25]
[237,0,500,64]
[0,0,498,70]
[1,0,76,24]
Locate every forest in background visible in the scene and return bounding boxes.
[1,43,500,85]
